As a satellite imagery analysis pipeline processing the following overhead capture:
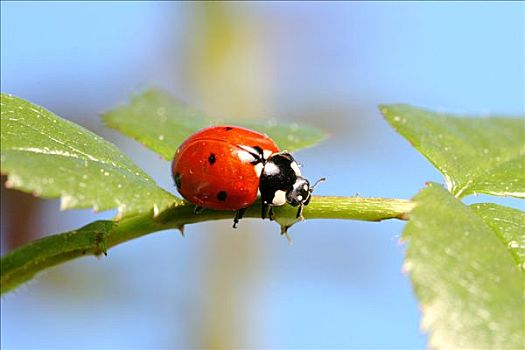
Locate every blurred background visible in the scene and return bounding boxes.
[1,2,523,349]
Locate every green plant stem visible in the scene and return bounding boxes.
[1,196,415,294]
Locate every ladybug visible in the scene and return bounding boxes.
[171,125,323,228]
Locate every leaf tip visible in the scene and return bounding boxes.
[378,104,390,115]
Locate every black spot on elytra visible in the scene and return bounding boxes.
[173,172,182,189]
[217,191,227,201]
[208,153,216,165]
[224,127,233,131]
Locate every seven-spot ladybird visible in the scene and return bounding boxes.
[171,125,322,227]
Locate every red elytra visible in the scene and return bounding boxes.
[171,126,280,210]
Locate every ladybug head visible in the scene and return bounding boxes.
[259,151,325,218]
[286,176,311,207]
[286,176,326,218]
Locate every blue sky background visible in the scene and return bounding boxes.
[1,2,523,349]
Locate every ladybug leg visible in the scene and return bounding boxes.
[233,207,247,228]
[296,204,304,219]
[261,203,275,221]
[193,205,205,214]
[261,201,271,220]
[268,206,275,221]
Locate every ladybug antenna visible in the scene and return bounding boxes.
[310,177,326,193]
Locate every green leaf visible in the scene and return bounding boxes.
[102,88,327,161]
[404,183,524,349]
[471,203,525,272]
[1,93,181,218]
[381,104,525,198]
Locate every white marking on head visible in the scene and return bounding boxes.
[254,163,264,177]
[263,149,273,159]
[297,194,303,201]
[272,190,287,206]
[303,184,308,191]
[264,162,280,175]
[291,161,301,176]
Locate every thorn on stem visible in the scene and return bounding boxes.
[177,225,185,237]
